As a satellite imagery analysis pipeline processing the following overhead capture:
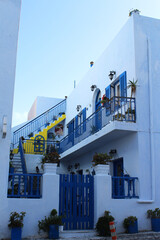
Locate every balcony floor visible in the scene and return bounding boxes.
[60,121,138,161]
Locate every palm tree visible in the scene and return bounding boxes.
[127,79,138,98]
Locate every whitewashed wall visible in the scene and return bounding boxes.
[0,0,21,237]
[28,96,63,120]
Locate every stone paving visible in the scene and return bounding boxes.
[20,231,160,240]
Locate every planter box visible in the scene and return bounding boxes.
[44,163,57,174]
[127,220,138,234]
[11,227,22,240]
[151,218,160,232]
[49,224,59,239]
[95,164,110,175]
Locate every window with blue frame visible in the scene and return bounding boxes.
[75,108,87,137]
[105,71,127,114]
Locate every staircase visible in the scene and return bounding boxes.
[12,99,66,146]
[11,154,23,173]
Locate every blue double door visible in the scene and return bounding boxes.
[59,174,94,230]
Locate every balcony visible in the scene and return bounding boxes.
[59,97,137,157]
[112,176,139,199]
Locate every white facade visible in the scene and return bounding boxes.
[5,11,160,238]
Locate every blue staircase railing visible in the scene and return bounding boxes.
[59,97,136,154]
[19,138,27,174]
[112,176,139,199]
[13,99,66,145]
[8,173,42,198]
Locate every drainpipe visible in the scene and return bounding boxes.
[138,38,155,203]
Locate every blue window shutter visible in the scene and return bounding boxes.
[83,108,86,132]
[105,86,111,115]
[119,71,127,98]
[75,116,78,137]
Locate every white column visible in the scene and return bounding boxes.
[94,167,112,227]
[42,163,59,212]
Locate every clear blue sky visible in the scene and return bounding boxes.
[12,0,160,126]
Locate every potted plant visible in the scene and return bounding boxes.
[28,132,33,138]
[96,211,114,236]
[123,216,138,233]
[92,152,112,166]
[147,208,160,232]
[38,209,63,239]
[42,151,60,174]
[100,94,109,107]
[92,152,112,175]
[8,211,26,240]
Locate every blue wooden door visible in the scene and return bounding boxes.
[95,91,102,131]
[59,174,94,230]
[113,158,124,198]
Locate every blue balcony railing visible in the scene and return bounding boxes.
[59,97,136,154]
[13,99,66,145]
[112,176,139,199]
[8,173,42,198]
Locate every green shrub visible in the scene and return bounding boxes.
[147,208,160,218]
[96,211,114,236]
[38,209,63,233]
[123,216,137,232]
[8,212,26,228]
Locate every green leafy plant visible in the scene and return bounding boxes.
[90,125,97,135]
[28,132,33,138]
[147,208,160,218]
[42,151,60,165]
[123,216,137,232]
[96,211,114,236]
[38,209,63,233]
[127,79,138,98]
[8,212,26,228]
[92,153,112,166]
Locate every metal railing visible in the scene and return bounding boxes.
[13,99,66,145]
[112,176,139,199]
[59,97,136,154]
[19,138,27,174]
[8,173,42,198]
[21,139,60,155]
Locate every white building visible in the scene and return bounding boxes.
[6,10,160,238]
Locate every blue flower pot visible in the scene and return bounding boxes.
[49,225,59,239]
[151,218,160,232]
[11,227,22,240]
[128,220,138,234]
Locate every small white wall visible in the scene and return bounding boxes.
[28,96,63,120]
[0,0,21,237]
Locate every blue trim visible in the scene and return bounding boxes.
[82,108,86,132]
[119,71,127,98]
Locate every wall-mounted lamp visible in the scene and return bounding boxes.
[2,115,7,138]
[109,149,117,156]
[90,85,97,91]
[108,71,116,81]
[90,61,94,67]
[74,163,80,169]
[76,105,82,112]
[67,165,72,172]
[10,150,14,160]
